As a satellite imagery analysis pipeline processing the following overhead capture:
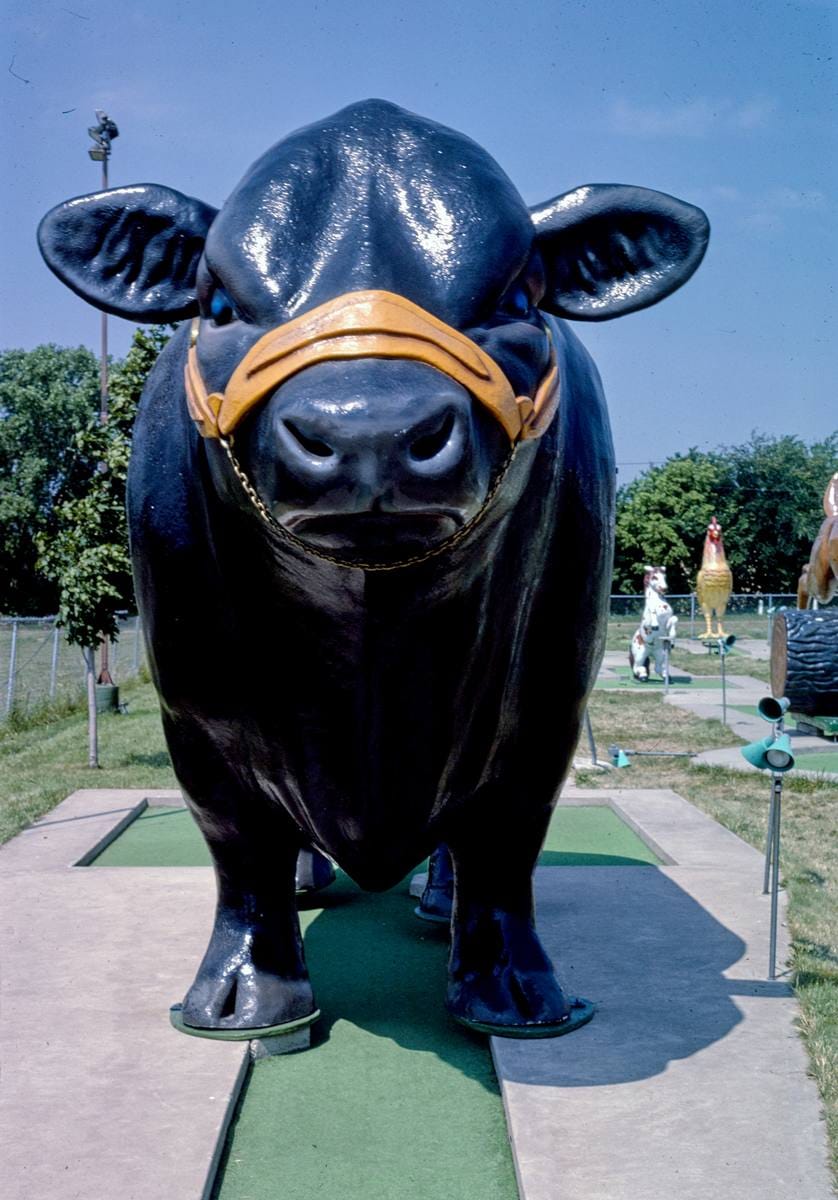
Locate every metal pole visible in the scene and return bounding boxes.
[584,709,597,766]
[720,643,727,726]
[88,113,117,686]
[94,143,110,421]
[690,592,695,640]
[83,645,99,768]
[5,620,18,716]
[49,624,60,699]
[762,781,775,894]
[132,617,140,673]
[768,774,782,979]
[662,639,671,696]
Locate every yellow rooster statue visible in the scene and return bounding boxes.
[697,516,733,638]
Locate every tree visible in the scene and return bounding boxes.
[717,433,838,593]
[0,345,99,614]
[613,451,727,592]
[36,327,172,764]
[613,433,838,594]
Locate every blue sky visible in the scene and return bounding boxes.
[2,0,835,480]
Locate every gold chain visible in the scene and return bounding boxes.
[219,435,518,572]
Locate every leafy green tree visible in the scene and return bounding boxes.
[0,345,99,613]
[613,451,727,592]
[717,433,838,593]
[36,327,172,765]
[37,326,171,645]
[613,433,838,594]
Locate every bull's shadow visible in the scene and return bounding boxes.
[298,864,750,1092]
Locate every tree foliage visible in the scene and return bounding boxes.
[613,433,838,594]
[0,345,99,614]
[36,328,171,646]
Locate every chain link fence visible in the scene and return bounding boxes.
[3,593,834,722]
[0,614,147,722]
[610,592,803,641]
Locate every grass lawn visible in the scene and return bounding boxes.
[0,678,176,845]
[606,614,772,684]
[581,688,838,1177]
[604,611,773,654]
[669,644,771,684]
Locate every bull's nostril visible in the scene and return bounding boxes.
[409,411,456,462]
[283,419,334,458]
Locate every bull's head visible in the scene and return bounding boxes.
[39,100,708,566]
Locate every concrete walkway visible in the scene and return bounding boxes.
[1,786,833,1199]
[693,739,838,777]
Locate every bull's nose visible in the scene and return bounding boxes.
[276,402,468,484]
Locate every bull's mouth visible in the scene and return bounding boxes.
[284,510,461,561]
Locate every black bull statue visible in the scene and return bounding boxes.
[39,101,708,1039]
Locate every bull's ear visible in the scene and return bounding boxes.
[530,184,709,321]
[38,184,218,322]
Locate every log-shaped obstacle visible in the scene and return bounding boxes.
[771,608,838,716]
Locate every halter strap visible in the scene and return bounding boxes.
[185,289,558,443]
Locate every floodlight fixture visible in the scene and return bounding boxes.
[764,734,794,771]
[740,734,795,774]
[88,110,119,164]
[757,696,790,723]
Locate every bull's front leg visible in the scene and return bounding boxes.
[166,721,316,1032]
[445,793,593,1037]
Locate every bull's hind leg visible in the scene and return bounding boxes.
[445,795,593,1037]
[166,723,316,1032]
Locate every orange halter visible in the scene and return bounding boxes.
[185,289,558,443]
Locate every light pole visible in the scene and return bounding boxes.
[87,111,118,425]
[740,696,795,979]
[87,112,119,693]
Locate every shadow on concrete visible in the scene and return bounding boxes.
[497,867,752,1087]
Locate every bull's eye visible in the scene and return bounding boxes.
[499,285,533,319]
[210,288,236,326]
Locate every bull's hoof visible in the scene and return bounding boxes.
[181,969,316,1032]
[295,845,336,894]
[446,962,586,1037]
[170,1002,320,1040]
[181,922,316,1031]
[446,910,592,1038]
[415,844,454,924]
[414,902,451,924]
[448,995,595,1038]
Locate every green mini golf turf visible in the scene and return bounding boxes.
[92,805,211,867]
[590,676,720,696]
[217,874,518,1200]
[794,750,838,775]
[541,805,660,865]
[91,803,659,869]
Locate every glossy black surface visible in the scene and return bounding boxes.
[38,100,708,1035]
